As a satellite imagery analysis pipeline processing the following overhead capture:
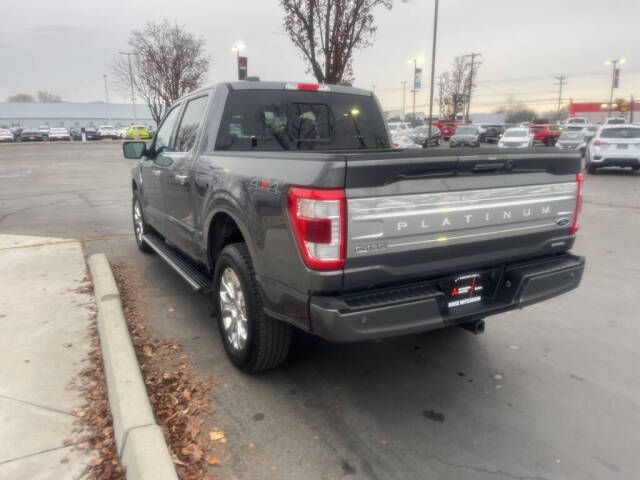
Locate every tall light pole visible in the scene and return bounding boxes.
[118,51,138,125]
[426,0,439,148]
[409,57,424,124]
[231,43,245,80]
[605,58,626,118]
[103,74,110,125]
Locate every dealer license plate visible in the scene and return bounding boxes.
[445,273,483,309]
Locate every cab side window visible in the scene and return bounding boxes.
[175,96,209,152]
[154,105,182,154]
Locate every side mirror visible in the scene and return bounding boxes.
[123,141,147,159]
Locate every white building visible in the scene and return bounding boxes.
[0,102,154,129]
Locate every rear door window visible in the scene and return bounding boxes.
[214,90,389,151]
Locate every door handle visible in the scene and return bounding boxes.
[152,169,162,176]
[174,174,190,185]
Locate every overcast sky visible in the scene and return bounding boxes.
[1,0,639,113]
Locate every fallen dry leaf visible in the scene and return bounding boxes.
[209,429,225,442]
[90,457,104,467]
[205,456,220,466]
[76,410,86,418]
[181,443,203,462]
[142,344,154,357]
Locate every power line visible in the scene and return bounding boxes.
[476,69,640,84]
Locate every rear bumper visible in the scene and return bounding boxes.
[310,253,584,342]
[591,155,640,167]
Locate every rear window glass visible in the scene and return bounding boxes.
[215,90,389,151]
[600,127,640,139]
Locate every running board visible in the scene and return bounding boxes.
[142,233,212,292]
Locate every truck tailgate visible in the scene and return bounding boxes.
[343,148,582,290]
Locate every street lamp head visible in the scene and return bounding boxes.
[619,58,627,65]
[231,43,245,53]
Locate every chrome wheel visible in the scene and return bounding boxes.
[219,267,248,352]
[133,201,144,243]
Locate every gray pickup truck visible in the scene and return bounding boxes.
[123,81,585,372]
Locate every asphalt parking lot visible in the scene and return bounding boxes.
[1,142,639,480]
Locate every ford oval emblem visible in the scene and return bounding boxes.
[556,217,570,226]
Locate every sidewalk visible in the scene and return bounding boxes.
[0,234,96,479]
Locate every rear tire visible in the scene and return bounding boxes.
[132,195,153,253]
[213,243,292,373]
[586,163,597,174]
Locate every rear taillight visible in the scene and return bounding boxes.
[393,143,400,149]
[570,173,583,235]
[593,139,608,147]
[287,187,345,270]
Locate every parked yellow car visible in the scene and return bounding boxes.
[125,125,151,139]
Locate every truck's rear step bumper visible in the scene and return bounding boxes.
[309,253,584,342]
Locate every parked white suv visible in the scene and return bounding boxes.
[387,122,411,133]
[585,124,640,174]
[604,117,626,125]
[98,125,118,139]
[566,117,587,125]
[498,128,532,148]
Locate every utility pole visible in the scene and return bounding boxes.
[103,74,110,125]
[554,73,567,115]
[630,95,635,123]
[372,84,377,94]
[401,81,407,118]
[426,0,439,148]
[118,52,138,125]
[463,52,481,123]
[605,58,626,118]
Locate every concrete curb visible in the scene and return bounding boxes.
[88,254,178,480]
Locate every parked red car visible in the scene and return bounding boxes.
[530,124,561,146]
[438,122,458,140]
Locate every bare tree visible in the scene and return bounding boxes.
[7,93,35,102]
[441,56,468,121]
[495,96,536,124]
[36,91,62,102]
[112,56,166,125]
[112,20,209,125]
[280,0,393,84]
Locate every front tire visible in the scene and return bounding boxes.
[213,243,292,373]
[132,195,153,253]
